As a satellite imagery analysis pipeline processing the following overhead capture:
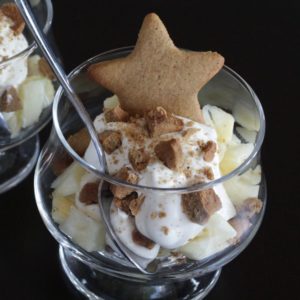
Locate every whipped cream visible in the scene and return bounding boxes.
[83,110,236,258]
[0,14,28,93]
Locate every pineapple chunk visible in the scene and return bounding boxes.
[179,214,236,260]
[236,126,257,144]
[52,194,74,224]
[103,95,119,110]
[202,105,234,144]
[220,143,254,175]
[18,75,55,127]
[60,206,105,252]
[52,162,86,196]
[223,166,261,206]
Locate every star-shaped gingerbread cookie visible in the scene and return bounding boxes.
[88,13,224,123]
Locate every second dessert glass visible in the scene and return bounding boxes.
[0,0,56,193]
[35,47,266,299]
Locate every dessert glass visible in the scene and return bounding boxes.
[0,0,55,193]
[35,47,266,299]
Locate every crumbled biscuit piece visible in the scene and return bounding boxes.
[132,229,155,249]
[200,140,217,162]
[182,128,199,139]
[129,195,145,216]
[182,189,222,224]
[110,167,139,198]
[0,87,22,112]
[228,217,252,243]
[128,148,150,171]
[98,130,122,154]
[114,192,138,216]
[79,182,100,205]
[154,138,183,171]
[67,128,91,157]
[161,226,169,235]
[145,106,184,137]
[51,150,73,175]
[105,105,129,123]
[203,167,214,180]
[159,211,166,218]
[38,57,56,80]
[1,3,25,35]
[237,197,263,219]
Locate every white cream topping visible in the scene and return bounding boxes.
[0,15,28,94]
[83,111,236,257]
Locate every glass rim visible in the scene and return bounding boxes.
[53,46,266,194]
[0,0,53,68]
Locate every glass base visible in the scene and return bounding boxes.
[59,246,221,300]
[0,135,40,194]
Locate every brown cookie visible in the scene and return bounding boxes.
[88,13,224,123]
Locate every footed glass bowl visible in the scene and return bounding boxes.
[0,0,56,193]
[35,47,266,299]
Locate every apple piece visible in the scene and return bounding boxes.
[60,206,105,252]
[18,75,55,127]
[103,95,119,110]
[202,105,234,144]
[230,134,241,145]
[236,126,257,144]
[223,176,260,206]
[179,214,236,260]
[51,162,86,196]
[240,165,262,185]
[27,55,42,76]
[220,143,254,175]
[1,111,21,137]
[52,194,74,224]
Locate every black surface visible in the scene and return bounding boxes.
[1,0,299,299]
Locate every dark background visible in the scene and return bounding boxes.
[1,0,299,299]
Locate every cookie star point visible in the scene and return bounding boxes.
[88,13,224,123]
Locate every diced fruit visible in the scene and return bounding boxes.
[27,55,42,76]
[217,142,227,162]
[236,126,256,144]
[240,165,261,185]
[233,102,260,131]
[220,143,254,175]
[179,214,236,260]
[51,162,86,196]
[103,95,119,110]
[1,111,21,137]
[52,194,74,224]
[230,134,241,145]
[223,167,261,206]
[60,206,105,252]
[202,105,234,144]
[18,75,55,127]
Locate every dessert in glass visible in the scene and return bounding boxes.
[0,0,56,193]
[34,14,266,299]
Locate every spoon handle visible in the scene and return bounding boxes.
[15,0,107,173]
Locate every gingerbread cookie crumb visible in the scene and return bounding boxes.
[110,167,138,199]
[128,148,150,171]
[105,105,129,123]
[154,138,183,171]
[98,130,122,154]
[145,106,184,137]
[67,128,91,157]
[1,3,25,35]
[0,87,22,112]
[114,192,138,216]
[39,57,56,80]
[200,140,217,162]
[237,197,263,219]
[132,229,155,249]
[182,189,222,224]
[79,182,100,205]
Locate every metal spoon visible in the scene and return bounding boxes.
[15,0,157,274]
